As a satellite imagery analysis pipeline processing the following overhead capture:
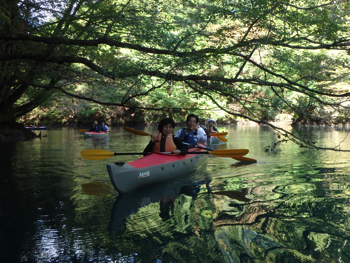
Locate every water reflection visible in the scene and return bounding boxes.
[108,159,350,262]
[1,126,350,262]
[109,175,211,234]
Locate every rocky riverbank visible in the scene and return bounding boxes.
[0,128,39,143]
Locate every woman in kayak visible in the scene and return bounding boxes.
[90,120,100,132]
[143,118,186,155]
[174,114,207,145]
[203,118,219,137]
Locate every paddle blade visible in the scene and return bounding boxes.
[208,149,249,157]
[216,136,228,142]
[211,132,228,136]
[81,149,114,160]
[123,126,151,136]
[232,156,257,162]
[78,129,87,133]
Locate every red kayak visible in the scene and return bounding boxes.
[84,131,109,138]
[106,146,208,194]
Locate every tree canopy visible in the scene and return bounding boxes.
[1,0,350,150]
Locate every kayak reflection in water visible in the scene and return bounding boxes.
[159,179,211,219]
[143,118,187,155]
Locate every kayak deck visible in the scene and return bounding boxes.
[106,147,207,194]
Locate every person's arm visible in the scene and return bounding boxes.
[170,137,184,155]
[143,141,155,155]
[143,133,159,155]
[174,138,185,149]
[174,137,187,150]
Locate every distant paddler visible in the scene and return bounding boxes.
[201,119,228,143]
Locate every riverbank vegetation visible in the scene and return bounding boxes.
[1,0,350,149]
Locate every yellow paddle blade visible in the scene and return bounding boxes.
[81,149,114,160]
[123,126,151,136]
[211,132,228,136]
[78,129,87,133]
[208,149,249,157]
[216,136,228,142]
[232,156,257,162]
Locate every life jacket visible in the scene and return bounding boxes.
[100,125,108,132]
[153,133,177,152]
[91,125,100,132]
[179,128,198,144]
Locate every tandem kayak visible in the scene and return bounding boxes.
[106,146,208,194]
[84,131,109,138]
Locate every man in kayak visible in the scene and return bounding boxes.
[174,114,207,145]
[100,121,109,132]
[143,118,186,155]
[90,120,100,132]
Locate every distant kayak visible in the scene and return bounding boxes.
[84,131,109,138]
[25,126,47,130]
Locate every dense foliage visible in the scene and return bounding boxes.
[1,0,350,149]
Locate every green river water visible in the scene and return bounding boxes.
[0,125,349,263]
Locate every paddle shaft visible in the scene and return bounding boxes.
[81,148,249,160]
[114,151,243,156]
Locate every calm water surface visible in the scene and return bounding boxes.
[0,125,350,263]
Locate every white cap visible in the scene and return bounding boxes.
[206,119,216,125]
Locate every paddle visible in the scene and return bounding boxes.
[123,126,153,136]
[123,126,228,142]
[229,155,257,162]
[213,135,228,142]
[209,132,228,142]
[81,148,249,161]
[211,132,228,136]
[196,145,257,162]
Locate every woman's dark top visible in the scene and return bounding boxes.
[90,124,100,132]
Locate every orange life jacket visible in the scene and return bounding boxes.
[153,133,177,152]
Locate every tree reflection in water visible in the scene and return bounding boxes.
[110,168,350,262]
